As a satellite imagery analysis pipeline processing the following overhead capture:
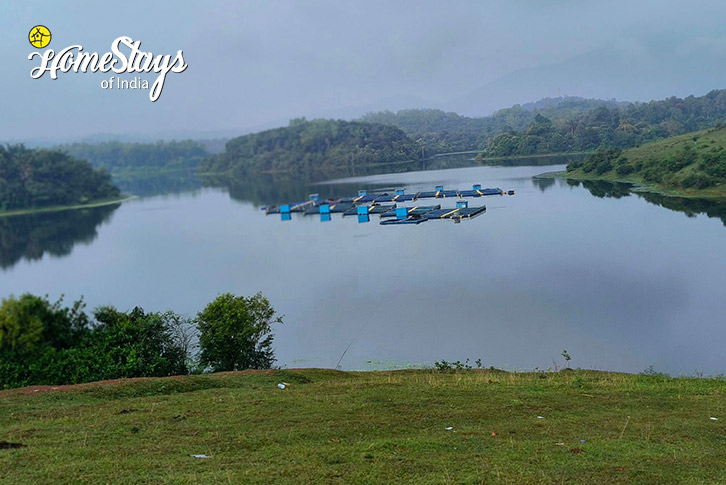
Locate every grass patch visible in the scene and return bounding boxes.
[0,369,725,483]
[561,127,726,199]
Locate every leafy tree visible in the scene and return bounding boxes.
[197,292,282,372]
[0,295,190,388]
[0,294,87,357]
[88,306,190,379]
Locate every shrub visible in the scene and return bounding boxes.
[197,293,282,372]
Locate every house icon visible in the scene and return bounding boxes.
[29,26,51,48]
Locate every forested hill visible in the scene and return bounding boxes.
[60,140,209,175]
[0,145,120,212]
[200,118,419,175]
[565,126,726,196]
[362,90,726,157]
[360,97,627,153]
[484,90,726,157]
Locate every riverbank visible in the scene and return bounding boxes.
[537,170,726,199]
[477,150,593,162]
[1,368,724,483]
[0,195,135,218]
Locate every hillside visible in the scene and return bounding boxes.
[362,90,726,159]
[200,118,419,176]
[1,369,724,483]
[360,97,624,154]
[60,140,210,175]
[564,126,726,197]
[0,145,121,213]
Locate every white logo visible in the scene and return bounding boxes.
[28,36,188,102]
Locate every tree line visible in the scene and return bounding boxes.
[361,90,726,157]
[0,292,282,389]
[60,140,210,175]
[0,145,120,211]
[200,118,419,176]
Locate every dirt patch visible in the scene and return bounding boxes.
[569,448,585,454]
[0,369,286,398]
[0,442,25,449]
[117,409,137,415]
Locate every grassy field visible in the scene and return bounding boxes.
[1,369,725,483]
[563,127,726,199]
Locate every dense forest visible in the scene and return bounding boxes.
[0,145,120,212]
[484,90,726,157]
[361,90,726,158]
[361,97,625,154]
[200,118,419,175]
[565,126,726,195]
[60,140,210,175]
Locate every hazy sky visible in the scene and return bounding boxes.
[2,0,726,142]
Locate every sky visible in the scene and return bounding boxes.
[2,0,726,142]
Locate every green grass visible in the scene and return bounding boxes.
[0,195,135,218]
[563,128,726,198]
[1,369,725,483]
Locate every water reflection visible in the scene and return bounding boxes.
[113,170,201,197]
[0,204,119,269]
[532,177,556,192]
[201,153,588,207]
[569,179,726,226]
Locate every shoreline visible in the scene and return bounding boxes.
[477,150,593,162]
[536,170,726,200]
[0,195,136,218]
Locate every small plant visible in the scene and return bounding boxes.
[561,349,572,368]
[640,365,670,378]
[571,376,586,388]
[434,358,481,371]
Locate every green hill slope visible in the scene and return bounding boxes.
[565,126,726,197]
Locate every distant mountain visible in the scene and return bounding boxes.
[449,44,726,116]
[517,97,629,113]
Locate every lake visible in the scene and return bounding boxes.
[2,159,725,375]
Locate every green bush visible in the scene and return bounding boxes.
[197,293,282,372]
[0,294,191,389]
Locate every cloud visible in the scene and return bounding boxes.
[2,0,726,141]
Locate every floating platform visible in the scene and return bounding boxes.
[264,183,511,225]
[379,205,441,218]
[342,204,397,216]
[422,206,487,220]
[380,217,428,225]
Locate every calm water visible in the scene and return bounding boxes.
[2,161,725,375]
